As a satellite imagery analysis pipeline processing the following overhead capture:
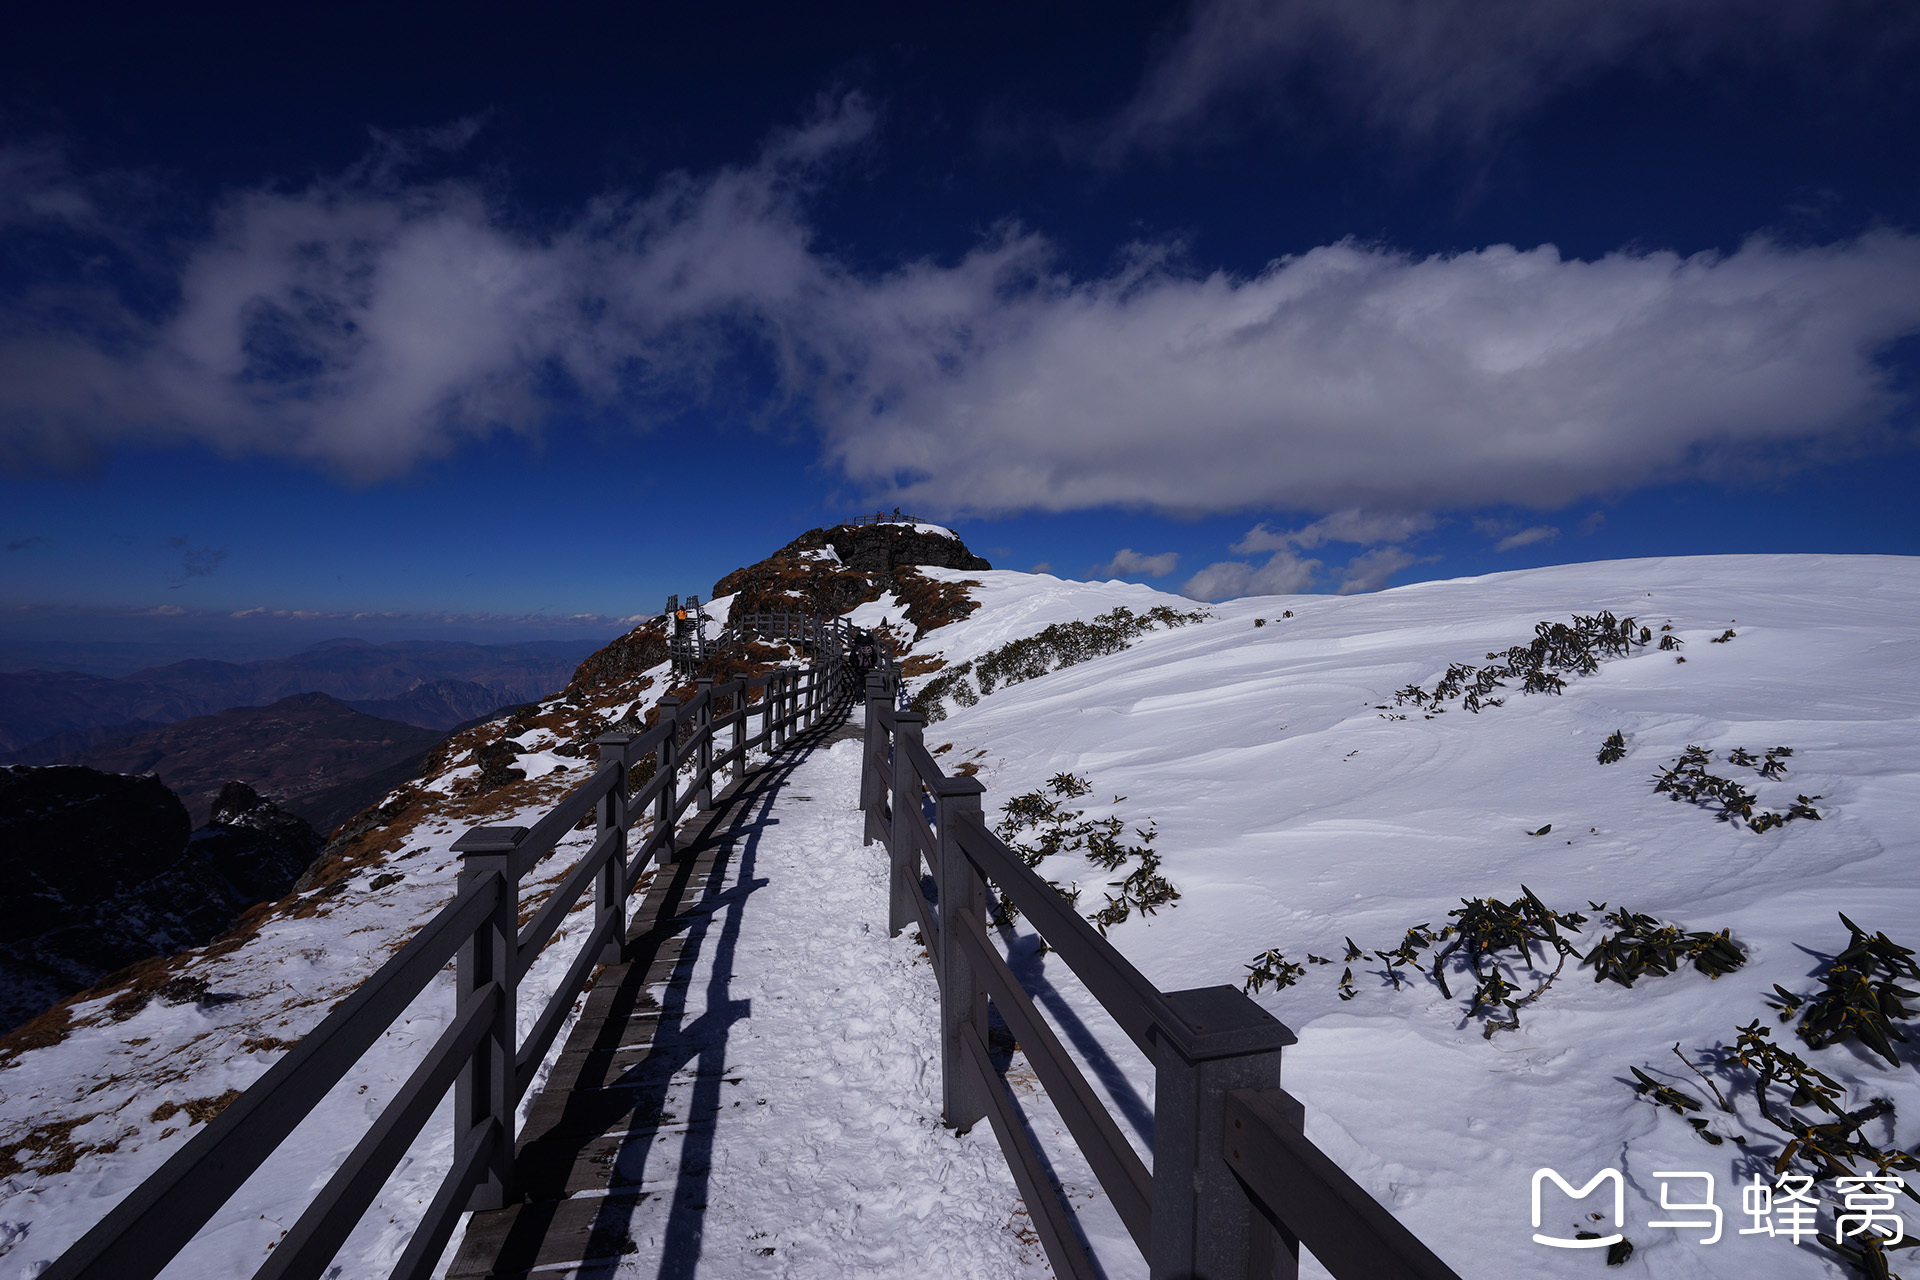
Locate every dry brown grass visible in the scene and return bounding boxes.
[149,1089,241,1126]
[0,1112,101,1178]
[891,566,982,636]
[899,654,948,678]
[241,1035,299,1053]
[0,1002,74,1063]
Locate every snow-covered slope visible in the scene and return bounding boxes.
[5,549,1916,1280]
[848,568,1192,670]
[911,553,1920,1279]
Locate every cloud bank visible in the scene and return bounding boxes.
[0,101,868,478]
[1101,0,1916,154]
[828,232,1920,516]
[4,109,1920,524]
[1183,506,1441,599]
[1093,547,1180,578]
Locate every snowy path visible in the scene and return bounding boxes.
[446,726,1048,1279]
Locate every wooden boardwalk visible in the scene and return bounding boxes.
[445,712,865,1280]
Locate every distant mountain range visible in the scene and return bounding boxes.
[54,692,449,835]
[0,636,600,756]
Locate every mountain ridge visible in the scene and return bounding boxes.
[0,637,600,754]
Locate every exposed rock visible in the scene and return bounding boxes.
[713,523,991,623]
[190,782,323,903]
[564,621,671,701]
[0,767,323,1033]
[471,740,527,793]
[821,522,992,576]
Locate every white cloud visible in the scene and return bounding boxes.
[1233,509,1435,553]
[1093,547,1180,578]
[0,145,97,228]
[6,101,1920,525]
[1182,561,1253,601]
[1336,546,1429,594]
[1099,0,1914,154]
[820,233,1920,517]
[1183,547,1321,601]
[0,98,872,478]
[1495,524,1560,552]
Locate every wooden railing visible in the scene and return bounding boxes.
[44,616,852,1280]
[859,664,1465,1280]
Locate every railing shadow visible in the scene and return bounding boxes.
[467,709,844,1277]
[595,712,845,1277]
[992,917,1157,1149]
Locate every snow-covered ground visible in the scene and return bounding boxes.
[0,747,621,1276]
[592,736,1047,1277]
[5,550,1917,1280]
[915,553,1920,1279]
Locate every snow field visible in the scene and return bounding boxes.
[918,554,1920,1279]
[8,551,1917,1280]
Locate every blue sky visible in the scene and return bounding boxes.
[3,1,1917,666]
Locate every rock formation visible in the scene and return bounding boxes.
[713,522,992,635]
[0,766,322,1032]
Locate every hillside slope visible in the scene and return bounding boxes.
[57,692,445,832]
[912,552,1920,1279]
[0,521,994,1277]
[2,548,1914,1280]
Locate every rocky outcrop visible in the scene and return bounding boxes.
[190,782,324,903]
[563,620,670,701]
[820,523,992,576]
[0,767,323,1032]
[712,523,992,623]
[470,740,528,793]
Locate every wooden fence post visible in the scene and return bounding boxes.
[1148,988,1298,1280]
[655,697,680,865]
[888,711,926,937]
[764,672,780,750]
[593,734,635,965]
[695,678,715,808]
[764,673,778,751]
[450,825,524,1211]
[730,675,748,782]
[861,673,889,847]
[934,779,990,1133]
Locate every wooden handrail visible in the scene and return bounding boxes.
[41,877,504,1280]
[859,653,1461,1280]
[45,612,855,1280]
[1224,1089,1462,1280]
